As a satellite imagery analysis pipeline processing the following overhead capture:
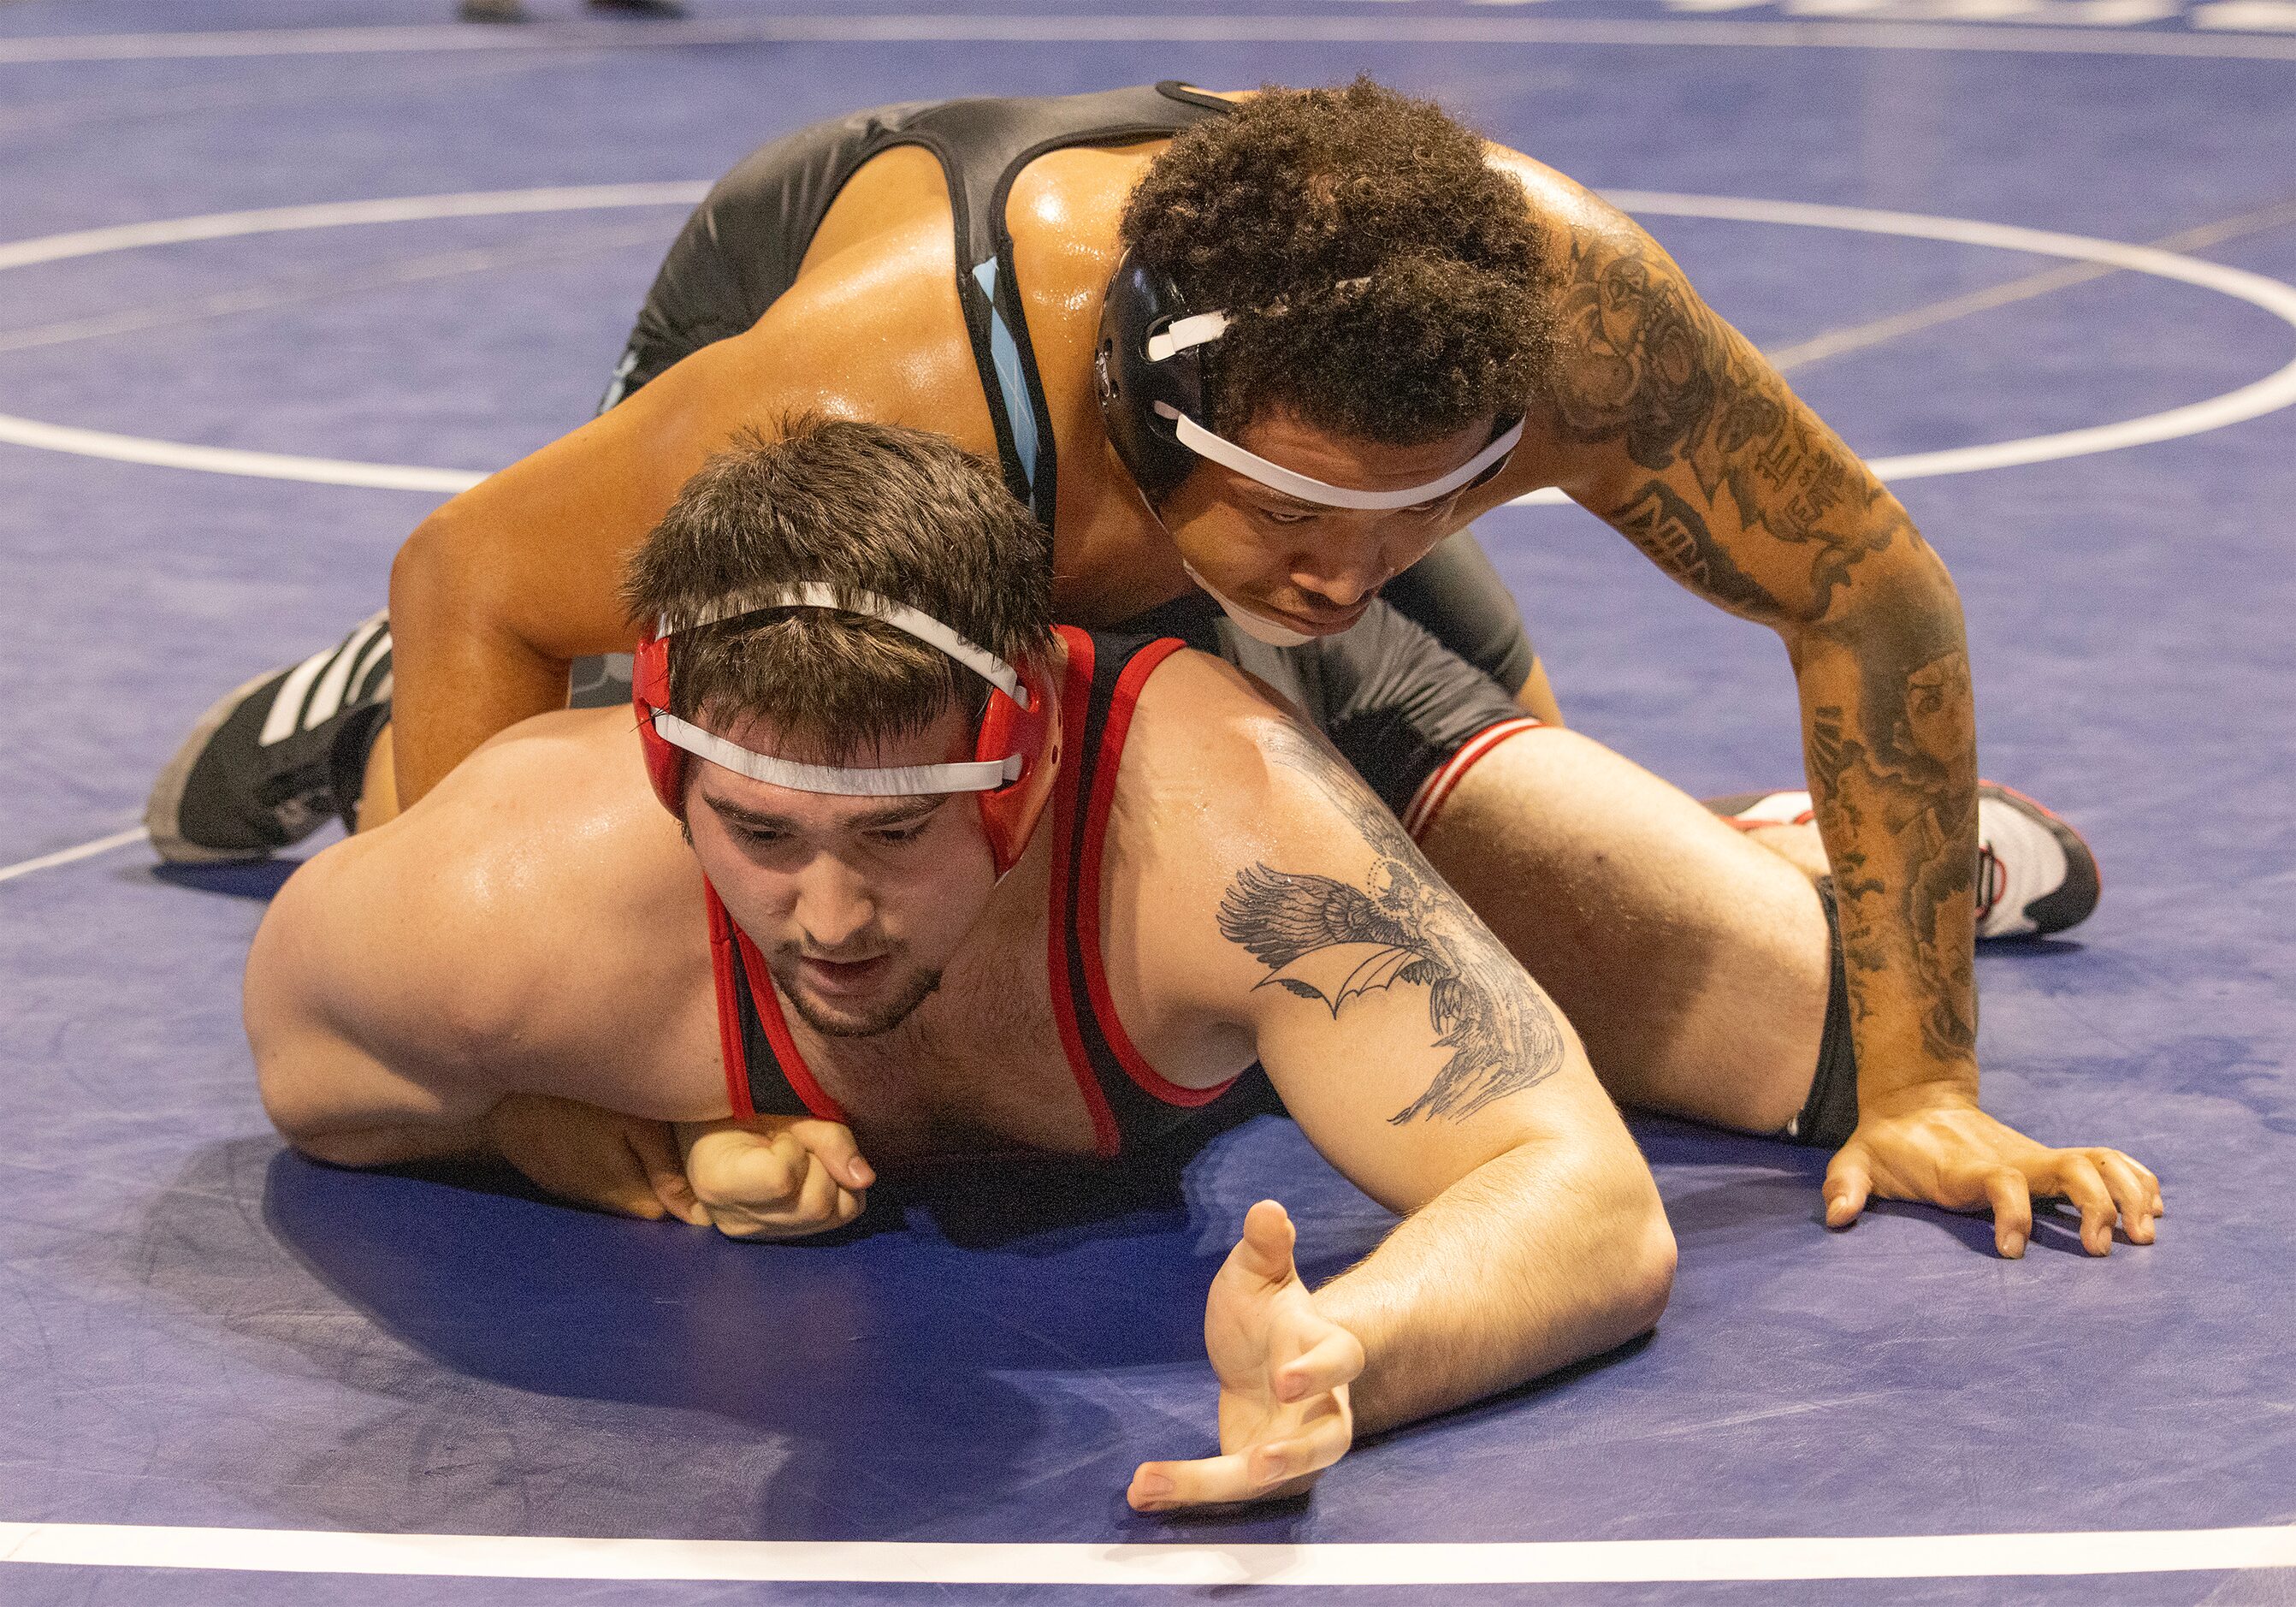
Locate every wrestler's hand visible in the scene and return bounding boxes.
[1128,1200,1363,1512]
[485,1092,707,1225]
[1824,1094,2163,1258]
[678,1116,874,1240]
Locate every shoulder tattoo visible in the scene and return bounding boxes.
[1216,726,1566,1124]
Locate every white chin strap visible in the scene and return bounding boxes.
[1177,559,1321,648]
[648,584,1028,797]
[1145,310,1524,511]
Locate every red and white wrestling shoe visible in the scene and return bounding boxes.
[1707,782,2101,940]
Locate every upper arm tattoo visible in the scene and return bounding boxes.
[1547,232,1913,618]
[1216,726,1565,1124]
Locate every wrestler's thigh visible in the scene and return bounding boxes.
[1416,727,1826,1133]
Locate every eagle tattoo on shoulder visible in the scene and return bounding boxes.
[1216,732,1567,1124]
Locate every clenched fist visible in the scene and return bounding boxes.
[678,1115,875,1239]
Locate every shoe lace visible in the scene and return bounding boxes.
[1975,843,2007,922]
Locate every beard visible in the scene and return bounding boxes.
[771,954,944,1039]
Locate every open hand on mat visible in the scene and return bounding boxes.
[1128,1200,1364,1512]
[1823,1095,2163,1259]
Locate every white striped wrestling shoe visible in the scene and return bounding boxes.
[1707,782,2100,940]
[145,612,393,863]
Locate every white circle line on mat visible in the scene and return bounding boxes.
[0,827,148,887]
[0,1518,2293,1584]
[0,185,709,495]
[1502,190,2296,505]
[0,187,2291,497]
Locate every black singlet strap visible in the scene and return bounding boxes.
[891,84,1231,527]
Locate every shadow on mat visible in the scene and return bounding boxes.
[113,1097,1397,1540]
[145,858,304,899]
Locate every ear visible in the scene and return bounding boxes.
[974,648,1065,875]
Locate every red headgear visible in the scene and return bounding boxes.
[632,585,1061,877]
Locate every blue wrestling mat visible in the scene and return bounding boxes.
[1,0,2292,1599]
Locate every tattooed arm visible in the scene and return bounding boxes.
[1528,201,2155,1255]
[1115,666,1672,1509]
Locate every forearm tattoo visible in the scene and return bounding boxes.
[1809,640,1981,1064]
[1216,726,1565,1124]
[1545,232,1914,620]
[1547,227,1979,1069]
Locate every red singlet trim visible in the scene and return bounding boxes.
[1075,637,1234,1109]
[1401,716,1546,840]
[707,887,756,1122]
[731,923,849,1124]
[1044,628,1123,1159]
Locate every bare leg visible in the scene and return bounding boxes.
[1738,821,1830,880]
[1416,728,1828,1135]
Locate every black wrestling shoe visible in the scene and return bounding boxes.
[145,613,393,864]
[459,0,530,21]
[587,0,687,15]
[1708,782,2101,940]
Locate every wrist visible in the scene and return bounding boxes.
[1855,1070,1980,1121]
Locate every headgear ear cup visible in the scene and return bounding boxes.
[632,627,689,816]
[973,656,1062,875]
[1095,252,1204,503]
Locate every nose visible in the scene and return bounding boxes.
[1290,527,1404,609]
[792,855,878,954]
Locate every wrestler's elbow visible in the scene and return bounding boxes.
[389,506,474,655]
[1589,1142,1676,1344]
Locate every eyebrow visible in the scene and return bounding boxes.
[703,794,951,834]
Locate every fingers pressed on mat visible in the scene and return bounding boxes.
[2055,1153,2117,1255]
[1822,1153,1871,1229]
[1984,1169,2033,1259]
[2095,1151,2156,1244]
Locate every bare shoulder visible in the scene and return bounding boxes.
[1101,648,1399,988]
[263,709,705,1058]
[709,186,998,453]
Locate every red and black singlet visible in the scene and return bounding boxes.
[703,626,1246,1159]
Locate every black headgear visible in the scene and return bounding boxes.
[1094,251,1204,504]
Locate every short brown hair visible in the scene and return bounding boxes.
[1121,77,1553,444]
[620,418,1053,763]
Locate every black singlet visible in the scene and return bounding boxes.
[610,83,1234,529]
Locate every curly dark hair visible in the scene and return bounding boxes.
[1120,77,1553,445]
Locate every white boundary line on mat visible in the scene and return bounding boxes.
[0,186,707,495]
[1,1519,2292,1584]
[1,187,2291,499]
[3,15,2296,67]
[1505,190,2296,503]
[0,827,147,886]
